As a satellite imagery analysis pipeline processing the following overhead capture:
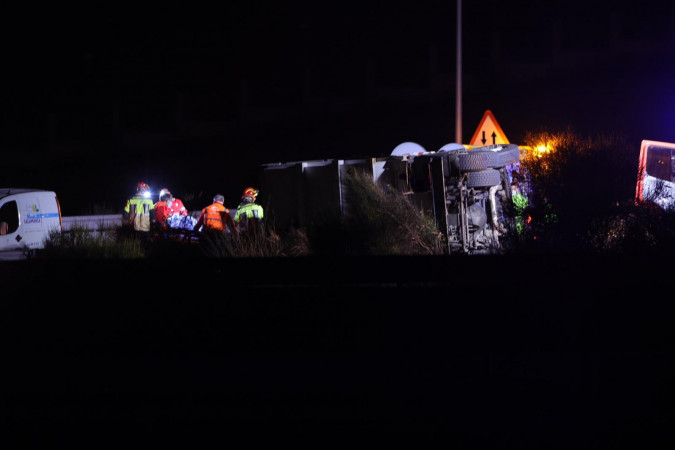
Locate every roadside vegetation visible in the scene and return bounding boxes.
[506,128,675,254]
[38,128,675,258]
[306,168,445,256]
[41,226,145,259]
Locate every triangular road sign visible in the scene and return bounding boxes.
[469,110,509,146]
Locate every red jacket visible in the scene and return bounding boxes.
[165,198,187,217]
[155,198,188,228]
[155,201,169,225]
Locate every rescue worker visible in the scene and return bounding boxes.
[122,182,156,241]
[157,188,188,219]
[234,187,264,232]
[154,191,172,231]
[195,194,234,232]
[510,181,529,235]
[157,187,198,234]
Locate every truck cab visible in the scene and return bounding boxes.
[0,188,62,259]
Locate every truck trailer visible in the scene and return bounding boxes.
[260,143,521,255]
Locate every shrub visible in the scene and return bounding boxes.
[516,128,644,252]
[585,202,675,254]
[197,221,293,258]
[307,168,445,255]
[41,226,145,259]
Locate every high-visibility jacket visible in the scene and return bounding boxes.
[234,203,264,223]
[123,195,155,232]
[198,202,229,230]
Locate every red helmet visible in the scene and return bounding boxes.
[136,182,150,194]
[242,187,259,199]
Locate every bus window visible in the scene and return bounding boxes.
[646,146,673,181]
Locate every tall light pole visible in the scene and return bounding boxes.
[455,0,462,144]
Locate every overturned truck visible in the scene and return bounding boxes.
[260,143,522,255]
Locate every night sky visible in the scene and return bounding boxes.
[2,0,674,214]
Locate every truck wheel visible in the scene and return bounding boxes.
[467,169,502,188]
[457,152,488,172]
[471,145,521,168]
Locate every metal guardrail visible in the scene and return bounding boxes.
[61,214,124,230]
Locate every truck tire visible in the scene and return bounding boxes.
[497,145,521,166]
[470,145,521,168]
[457,152,488,172]
[467,169,502,188]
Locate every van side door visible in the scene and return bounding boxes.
[0,198,21,250]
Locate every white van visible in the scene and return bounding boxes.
[0,188,62,259]
[635,140,675,210]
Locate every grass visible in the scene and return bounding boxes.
[41,226,145,259]
[307,168,445,256]
[197,222,289,258]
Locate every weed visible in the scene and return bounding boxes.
[308,167,445,255]
[41,225,145,259]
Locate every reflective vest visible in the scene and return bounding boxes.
[202,203,229,230]
[124,195,155,232]
[234,203,264,223]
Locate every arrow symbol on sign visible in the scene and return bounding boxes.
[481,131,486,145]
[491,132,496,145]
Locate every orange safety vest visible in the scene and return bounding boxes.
[201,202,229,230]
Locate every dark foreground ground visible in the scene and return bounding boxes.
[2,253,674,449]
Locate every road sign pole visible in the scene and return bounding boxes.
[455,0,462,144]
